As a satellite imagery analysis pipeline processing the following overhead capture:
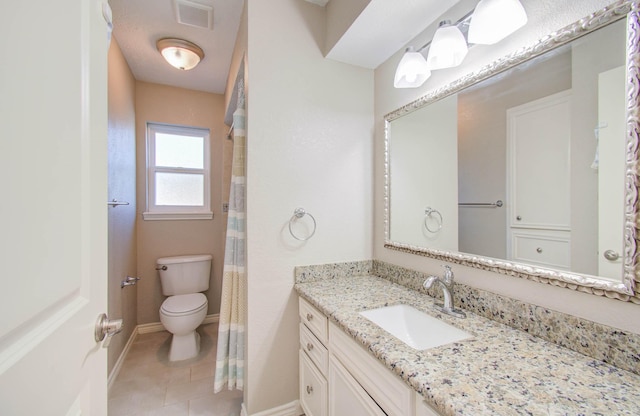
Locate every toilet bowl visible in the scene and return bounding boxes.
[160,293,208,361]
[157,254,212,362]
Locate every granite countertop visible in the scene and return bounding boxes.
[295,274,640,416]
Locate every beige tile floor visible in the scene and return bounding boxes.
[109,323,243,416]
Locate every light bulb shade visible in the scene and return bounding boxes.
[157,38,204,70]
[426,22,468,70]
[394,47,431,88]
[468,0,528,45]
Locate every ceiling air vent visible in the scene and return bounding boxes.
[174,0,213,30]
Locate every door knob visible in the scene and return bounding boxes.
[95,313,123,348]
[604,250,620,261]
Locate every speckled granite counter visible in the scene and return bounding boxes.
[295,275,640,415]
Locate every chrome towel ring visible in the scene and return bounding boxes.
[289,208,317,241]
[424,207,443,233]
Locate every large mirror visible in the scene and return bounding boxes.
[384,1,639,300]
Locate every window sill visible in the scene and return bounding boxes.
[143,211,214,221]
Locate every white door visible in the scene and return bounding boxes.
[0,0,110,414]
[597,66,626,280]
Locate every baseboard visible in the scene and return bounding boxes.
[107,313,220,388]
[246,400,303,416]
[108,327,138,391]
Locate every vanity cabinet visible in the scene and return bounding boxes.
[299,298,328,416]
[298,297,442,416]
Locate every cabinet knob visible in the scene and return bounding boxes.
[306,313,313,321]
[516,215,522,221]
[306,342,314,351]
[306,385,314,395]
[604,250,620,261]
[536,247,543,253]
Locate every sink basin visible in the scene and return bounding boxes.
[359,304,472,350]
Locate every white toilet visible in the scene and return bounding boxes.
[157,254,212,361]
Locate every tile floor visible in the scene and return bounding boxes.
[108,323,243,416]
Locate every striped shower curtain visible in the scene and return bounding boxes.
[214,82,246,392]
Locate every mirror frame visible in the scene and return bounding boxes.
[384,0,640,302]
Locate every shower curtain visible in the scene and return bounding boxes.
[214,79,246,393]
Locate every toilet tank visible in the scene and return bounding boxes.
[157,254,212,296]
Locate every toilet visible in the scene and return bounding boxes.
[157,254,212,361]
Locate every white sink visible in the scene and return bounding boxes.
[359,304,472,350]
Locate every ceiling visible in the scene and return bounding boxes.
[109,0,244,94]
[109,0,457,94]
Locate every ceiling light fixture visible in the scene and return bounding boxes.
[156,38,204,71]
[393,0,528,88]
[394,47,431,88]
[468,0,528,45]
[426,20,469,70]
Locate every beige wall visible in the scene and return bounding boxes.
[135,82,229,324]
[245,0,374,413]
[375,0,640,334]
[107,38,137,374]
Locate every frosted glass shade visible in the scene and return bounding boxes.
[157,38,204,70]
[468,0,528,45]
[426,22,468,70]
[394,47,431,88]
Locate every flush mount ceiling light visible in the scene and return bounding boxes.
[468,0,528,45]
[426,20,469,70]
[156,38,204,70]
[394,47,431,88]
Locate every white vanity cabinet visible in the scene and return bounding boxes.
[299,298,328,416]
[298,297,442,416]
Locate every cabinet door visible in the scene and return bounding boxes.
[328,356,386,416]
[507,90,571,230]
[300,351,327,416]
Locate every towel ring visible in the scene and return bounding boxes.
[424,207,443,233]
[289,208,316,241]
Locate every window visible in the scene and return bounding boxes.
[144,123,212,220]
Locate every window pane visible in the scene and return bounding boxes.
[155,133,203,169]
[155,172,204,206]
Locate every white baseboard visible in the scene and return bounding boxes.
[108,313,220,388]
[107,328,138,391]
[246,400,303,416]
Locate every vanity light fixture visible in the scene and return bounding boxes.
[156,38,204,70]
[426,20,469,70]
[468,0,528,45]
[394,47,431,88]
[393,0,528,88]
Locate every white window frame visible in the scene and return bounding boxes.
[143,122,213,220]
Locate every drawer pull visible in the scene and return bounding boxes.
[306,342,314,351]
[306,313,313,321]
[536,247,543,253]
[516,215,522,221]
[306,385,314,394]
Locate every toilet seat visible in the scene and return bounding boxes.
[161,293,207,317]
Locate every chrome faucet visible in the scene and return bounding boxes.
[423,265,466,318]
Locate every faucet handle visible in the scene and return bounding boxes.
[442,265,453,284]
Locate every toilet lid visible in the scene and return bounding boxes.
[161,293,207,316]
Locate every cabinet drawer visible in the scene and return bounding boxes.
[299,298,328,344]
[300,350,327,416]
[329,322,412,416]
[511,231,570,269]
[300,323,328,375]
